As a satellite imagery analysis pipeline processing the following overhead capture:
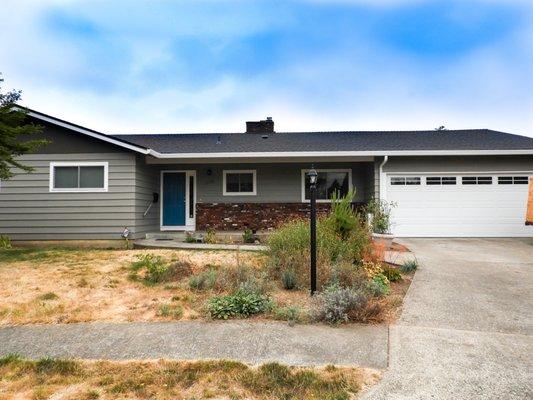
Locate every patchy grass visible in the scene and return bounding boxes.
[0,248,264,325]
[0,355,380,400]
[0,246,411,325]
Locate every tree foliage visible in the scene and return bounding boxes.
[0,75,48,180]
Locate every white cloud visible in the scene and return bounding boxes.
[1,0,532,138]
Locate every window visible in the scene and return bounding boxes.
[498,176,528,185]
[50,162,108,192]
[462,176,492,185]
[223,170,256,195]
[426,176,457,185]
[302,169,352,202]
[390,177,421,186]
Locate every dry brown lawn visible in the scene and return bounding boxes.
[0,247,410,326]
[0,248,268,325]
[0,356,381,400]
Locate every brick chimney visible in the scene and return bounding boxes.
[246,117,274,133]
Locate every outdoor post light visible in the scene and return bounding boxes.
[308,167,318,296]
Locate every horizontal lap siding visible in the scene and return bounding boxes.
[133,156,160,237]
[156,162,374,204]
[0,153,137,240]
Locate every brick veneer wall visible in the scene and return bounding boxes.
[196,202,365,231]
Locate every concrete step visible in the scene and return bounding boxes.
[145,232,188,240]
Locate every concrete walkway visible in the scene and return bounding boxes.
[361,238,533,400]
[134,239,267,251]
[0,321,388,368]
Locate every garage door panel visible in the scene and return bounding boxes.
[388,174,532,237]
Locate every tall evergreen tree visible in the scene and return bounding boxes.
[0,75,48,180]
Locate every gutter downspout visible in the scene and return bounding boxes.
[378,156,389,201]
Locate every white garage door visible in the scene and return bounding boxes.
[387,174,532,237]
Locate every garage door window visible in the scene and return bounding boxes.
[390,177,421,186]
[426,177,457,185]
[498,176,529,185]
[462,176,492,185]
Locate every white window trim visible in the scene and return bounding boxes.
[49,162,109,192]
[301,168,353,203]
[222,169,257,196]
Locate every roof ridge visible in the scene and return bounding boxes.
[111,128,495,137]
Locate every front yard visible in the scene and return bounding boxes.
[1,194,416,326]
[0,245,412,326]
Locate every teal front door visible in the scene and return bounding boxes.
[162,172,186,227]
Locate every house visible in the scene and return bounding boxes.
[1,109,532,241]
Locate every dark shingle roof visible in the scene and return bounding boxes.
[111,129,533,154]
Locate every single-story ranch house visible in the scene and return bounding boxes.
[1,109,532,240]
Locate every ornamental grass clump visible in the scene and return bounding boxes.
[267,190,372,291]
[401,259,418,273]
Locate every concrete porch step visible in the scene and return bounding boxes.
[145,232,188,240]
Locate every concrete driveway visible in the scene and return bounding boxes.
[362,238,533,400]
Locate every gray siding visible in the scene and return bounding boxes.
[154,162,375,204]
[383,155,533,173]
[0,122,146,240]
[133,156,160,236]
[0,153,137,240]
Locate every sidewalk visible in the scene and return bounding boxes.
[0,321,388,368]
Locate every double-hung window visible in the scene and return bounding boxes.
[302,169,352,202]
[223,170,257,195]
[50,162,108,192]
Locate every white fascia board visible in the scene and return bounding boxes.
[148,149,533,159]
[26,111,149,155]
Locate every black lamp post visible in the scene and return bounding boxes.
[307,167,318,296]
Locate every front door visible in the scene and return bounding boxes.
[162,172,186,227]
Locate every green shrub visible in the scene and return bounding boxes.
[0,235,12,249]
[184,233,197,243]
[401,260,418,273]
[365,199,396,234]
[370,273,390,297]
[268,213,371,291]
[242,229,255,244]
[203,229,217,244]
[207,289,273,319]
[330,189,358,239]
[311,285,370,324]
[382,266,402,282]
[188,268,218,291]
[329,262,368,289]
[281,269,297,290]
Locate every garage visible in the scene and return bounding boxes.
[387,173,532,237]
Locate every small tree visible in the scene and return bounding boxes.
[0,75,48,180]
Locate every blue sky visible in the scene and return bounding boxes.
[1,0,532,136]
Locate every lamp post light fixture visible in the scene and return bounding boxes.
[307,167,318,296]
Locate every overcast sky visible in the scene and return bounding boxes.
[2,0,532,136]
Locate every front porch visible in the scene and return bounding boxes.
[136,158,379,239]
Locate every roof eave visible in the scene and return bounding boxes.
[148,149,533,159]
